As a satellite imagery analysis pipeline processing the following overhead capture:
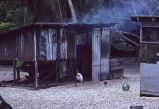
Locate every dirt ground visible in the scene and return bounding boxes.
[0,63,159,109]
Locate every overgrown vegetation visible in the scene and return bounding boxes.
[0,22,16,31]
[0,0,27,31]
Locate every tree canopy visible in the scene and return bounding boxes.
[0,0,158,44]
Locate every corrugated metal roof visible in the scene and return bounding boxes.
[0,23,116,35]
[35,23,116,29]
[131,15,159,22]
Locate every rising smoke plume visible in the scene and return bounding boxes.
[79,0,159,31]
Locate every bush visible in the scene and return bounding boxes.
[0,22,16,31]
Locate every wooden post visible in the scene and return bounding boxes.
[34,25,38,89]
[13,60,16,85]
[34,60,38,88]
[109,28,112,79]
[56,29,61,85]
[15,35,18,84]
[100,28,102,80]
[55,58,59,85]
[17,71,20,81]
[74,31,77,86]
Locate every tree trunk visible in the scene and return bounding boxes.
[67,0,77,23]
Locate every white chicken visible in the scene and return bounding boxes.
[76,72,83,83]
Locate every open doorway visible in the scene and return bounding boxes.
[77,32,92,81]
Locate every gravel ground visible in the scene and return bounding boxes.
[0,66,14,81]
[1,63,159,109]
[0,66,26,81]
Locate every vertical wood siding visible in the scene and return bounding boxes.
[92,28,101,81]
[101,28,110,80]
[92,28,110,81]
[0,36,16,60]
[17,29,34,61]
[38,28,57,61]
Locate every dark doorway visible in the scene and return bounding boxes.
[77,34,92,81]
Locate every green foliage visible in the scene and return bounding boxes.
[0,1,27,32]
[0,22,16,31]
[16,60,24,68]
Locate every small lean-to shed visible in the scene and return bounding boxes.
[132,16,159,96]
[0,23,115,88]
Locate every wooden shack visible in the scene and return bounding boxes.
[132,16,159,96]
[0,23,123,88]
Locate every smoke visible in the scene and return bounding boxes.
[79,0,159,32]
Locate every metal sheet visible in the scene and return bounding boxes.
[92,28,111,81]
[101,58,109,80]
[142,22,159,27]
[140,63,159,96]
[39,28,68,61]
[17,29,34,61]
[101,27,110,58]
[101,28,110,80]
[66,30,76,59]
[60,29,68,59]
[92,28,101,81]
[39,28,57,61]
[0,35,16,60]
